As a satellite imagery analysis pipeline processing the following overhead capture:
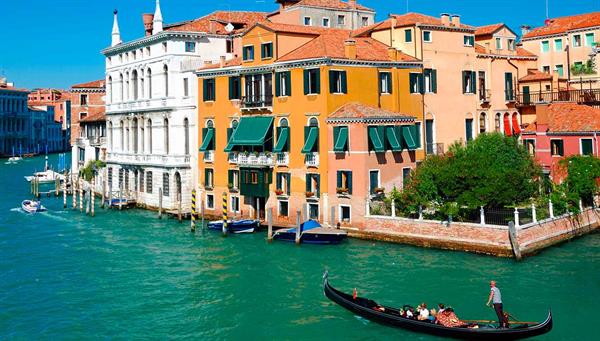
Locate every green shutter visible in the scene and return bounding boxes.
[341,71,347,93]
[470,71,476,94]
[305,174,310,192]
[303,69,309,95]
[204,168,209,186]
[405,29,412,42]
[336,171,342,188]
[202,79,208,101]
[227,127,233,141]
[333,126,348,152]
[401,125,417,150]
[243,47,247,60]
[368,126,385,152]
[462,71,467,94]
[228,77,234,99]
[273,127,289,153]
[316,174,320,197]
[347,171,353,194]
[333,126,340,145]
[199,128,214,151]
[315,69,321,94]
[388,73,393,94]
[302,126,319,154]
[417,74,424,94]
[285,71,292,96]
[275,72,281,97]
[369,171,378,194]
[413,124,421,149]
[329,70,336,93]
[228,170,233,185]
[431,69,437,93]
[385,126,402,151]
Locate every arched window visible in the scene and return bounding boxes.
[125,71,130,101]
[231,119,239,129]
[147,119,153,154]
[147,68,152,99]
[163,65,169,97]
[108,76,113,104]
[120,120,124,151]
[140,70,145,99]
[280,118,289,127]
[309,117,318,127]
[184,118,190,155]
[132,70,138,100]
[494,113,501,132]
[132,118,138,153]
[164,118,169,154]
[206,120,214,128]
[125,120,130,152]
[119,73,124,102]
[140,118,145,153]
[479,113,486,134]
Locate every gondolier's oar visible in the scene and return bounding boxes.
[462,319,538,325]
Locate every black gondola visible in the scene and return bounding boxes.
[322,272,552,340]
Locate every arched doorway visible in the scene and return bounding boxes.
[174,171,182,205]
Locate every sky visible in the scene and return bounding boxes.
[0,0,599,90]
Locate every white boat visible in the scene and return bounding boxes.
[24,170,65,183]
[21,200,47,213]
[8,156,22,162]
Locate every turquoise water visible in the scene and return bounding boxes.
[1,155,599,340]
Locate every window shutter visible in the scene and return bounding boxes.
[304,126,310,145]
[305,173,310,192]
[285,71,292,96]
[286,174,291,195]
[227,127,233,141]
[243,47,247,61]
[316,174,320,197]
[228,77,234,99]
[202,127,207,141]
[202,79,208,101]
[228,170,233,185]
[388,73,393,94]
[303,69,310,95]
[275,73,281,97]
[378,73,383,94]
[417,74,424,94]
[341,71,347,93]
[329,70,336,93]
[315,69,321,94]
[348,171,353,194]
[462,71,467,94]
[470,71,476,93]
[276,173,282,189]
[431,69,437,93]
[204,168,209,186]
[337,171,342,188]
[333,126,340,147]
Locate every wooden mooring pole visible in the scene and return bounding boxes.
[191,190,197,233]
[178,195,182,223]
[63,178,67,208]
[72,175,76,209]
[158,188,163,219]
[508,221,522,261]
[91,177,95,217]
[295,210,302,245]
[267,207,273,242]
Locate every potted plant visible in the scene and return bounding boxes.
[275,188,284,195]
[336,187,349,194]
[253,151,260,157]
[305,191,315,198]
[243,150,249,156]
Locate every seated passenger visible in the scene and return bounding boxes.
[406,308,414,319]
[438,303,446,313]
[436,308,467,328]
[373,305,385,312]
[428,308,437,322]
[417,303,430,321]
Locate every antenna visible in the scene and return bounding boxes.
[545,0,549,19]
[406,0,409,13]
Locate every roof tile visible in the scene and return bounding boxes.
[523,12,600,39]
[525,102,600,132]
[328,102,415,120]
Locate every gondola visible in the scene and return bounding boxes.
[322,272,552,340]
[207,219,259,234]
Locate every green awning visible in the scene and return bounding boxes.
[402,125,417,150]
[199,128,214,152]
[224,139,234,152]
[226,116,273,150]
[273,127,289,153]
[333,126,348,153]
[302,126,319,154]
[385,126,402,151]
[368,126,385,152]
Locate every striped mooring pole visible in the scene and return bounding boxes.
[222,192,228,236]
[191,189,197,233]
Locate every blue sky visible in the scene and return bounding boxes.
[0,0,598,89]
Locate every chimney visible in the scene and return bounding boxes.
[388,47,398,61]
[344,39,357,59]
[143,14,154,36]
[348,0,357,9]
[521,25,531,36]
[451,15,460,27]
[209,19,218,34]
[220,56,226,68]
[440,13,450,26]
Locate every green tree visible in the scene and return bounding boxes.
[559,155,600,205]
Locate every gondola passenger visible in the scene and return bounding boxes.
[417,303,430,321]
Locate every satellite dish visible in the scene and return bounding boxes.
[225,23,234,33]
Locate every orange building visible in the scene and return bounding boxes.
[196,22,422,227]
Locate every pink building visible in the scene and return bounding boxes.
[522,102,600,181]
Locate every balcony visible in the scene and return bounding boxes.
[241,94,273,110]
[228,152,239,164]
[478,89,491,103]
[105,96,195,114]
[237,152,275,167]
[305,152,319,167]
[426,143,444,156]
[106,152,191,168]
[203,150,214,163]
[515,89,600,107]
[276,152,289,166]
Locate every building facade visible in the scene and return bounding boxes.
[70,80,106,145]
[28,88,71,150]
[196,22,422,228]
[72,112,107,174]
[269,0,375,30]
[102,0,266,210]
[0,80,30,157]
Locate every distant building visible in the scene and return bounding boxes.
[269,0,375,30]
[0,79,30,157]
[72,111,106,174]
[29,105,64,154]
[70,80,106,145]
[28,88,71,151]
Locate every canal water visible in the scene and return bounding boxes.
[1,154,598,340]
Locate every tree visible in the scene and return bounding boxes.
[558,155,600,205]
[394,133,541,214]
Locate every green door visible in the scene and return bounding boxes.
[523,86,530,104]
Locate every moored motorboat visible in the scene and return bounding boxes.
[24,170,65,184]
[273,220,347,244]
[21,200,47,213]
[207,219,259,234]
[322,272,552,340]
[8,156,22,162]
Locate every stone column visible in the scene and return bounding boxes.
[365,198,370,217]
[549,200,554,218]
[514,207,520,227]
[532,203,537,223]
[480,206,485,225]
[391,199,396,218]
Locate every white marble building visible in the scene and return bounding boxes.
[101,0,240,211]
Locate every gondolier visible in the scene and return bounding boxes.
[486,280,506,328]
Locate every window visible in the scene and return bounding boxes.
[555,65,564,77]
[278,201,289,217]
[464,35,474,47]
[424,69,437,93]
[423,31,432,42]
[228,169,240,190]
[108,167,113,187]
[304,69,320,95]
[465,118,473,141]
[462,71,476,94]
[229,76,241,100]
[162,172,170,196]
[551,140,564,156]
[242,45,254,61]
[118,168,124,189]
[308,203,319,220]
[495,113,501,132]
[276,172,291,195]
[337,15,345,26]
[162,42,167,52]
[479,113,486,133]
[369,170,380,195]
[231,196,240,213]
[147,119,153,154]
[554,38,563,51]
[304,16,312,26]
[206,194,214,209]
[574,61,584,72]
[496,38,502,50]
[340,205,351,222]
[261,42,273,59]
[409,73,423,94]
[581,138,594,155]
[275,71,291,97]
[504,72,514,101]
[205,169,214,188]
[183,78,189,97]
[573,34,582,47]
[80,94,88,105]
[507,39,515,50]
[402,168,412,187]
[329,70,347,94]
[147,68,152,99]
[379,72,392,94]
[146,46,151,56]
[336,170,352,194]
[203,78,215,101]
[164,118,169,154]
[139,171,145,193]
[362,17,369,27]
[405,29,412,42]
[226,39,234,53]
[524,139,536,155]
[542,65,550,73]
[185,41,196,52]
[585,33,595,47]
[322,17,330,27]
[541,40,549,53]
[184,118,190,155]
[478,71,487,101]
[80,112,88,120]
[163,65,169,97]
[305,173,320,196]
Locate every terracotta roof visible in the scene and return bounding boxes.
[289,0,373,12]
[277,29,419,62]
[80,111,106,123]
[516,47,537,57]
[165,11,268,35]
[328,102,415,121]
[198,57,242,70]
[474,43,487,54]
[519,69,554,82]
[523,12,600,39]
[475,23,505,36]
[525,103,600,133]
[72,80,105,89]
[362,13,473,35]
[0,84,29,93]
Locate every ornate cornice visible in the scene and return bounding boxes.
[102,31,231,56]
[416,23,475,34]
[326,117,415,124]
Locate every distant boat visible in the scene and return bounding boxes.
[21,200,47,213]
[8,156,22,162]
[207,219,259,234]
[24,170,64,184]
[273,220,347,244]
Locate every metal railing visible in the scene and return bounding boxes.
[479,89,491,102]
[305,152,319,167]
[203,150,214,162]
[106,152,191,166]
[276,152,289,166]
[516,89,600,106]
[237,152,274,167]
[228,152,239,164]
[241,94,273,109]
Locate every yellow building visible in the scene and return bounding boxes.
[195,22,423,226]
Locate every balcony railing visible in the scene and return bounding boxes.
[305,152,319,167]
[106,152,191,167]
[203,150,214,162]
[228,152,239,164]
[276,152,289,166]
[515,89,600,107]
[479,89,491,103]
[426,143,444,156]
[237,152,274,167]
[241,94,273,109]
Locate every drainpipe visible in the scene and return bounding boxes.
[507,57,520,101]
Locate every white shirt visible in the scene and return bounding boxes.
[419,308,430,319]
[406,310,413,317]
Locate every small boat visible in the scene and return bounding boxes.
[207,219,259,234]
[24,170,65,184]
[21,200,47,213]
[322,272,552,340]
[8,156,22,162]
[273,220,347,244]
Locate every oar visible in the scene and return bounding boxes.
[462,319,538,325]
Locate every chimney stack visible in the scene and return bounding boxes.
[348,0,357,9]
[440,13,450,26]
[451,15,460,27]
[344,39,357,59]
[143,14,154,37]
[388,47,398,61]
[521,25,531,36]
[220,56,226,68]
